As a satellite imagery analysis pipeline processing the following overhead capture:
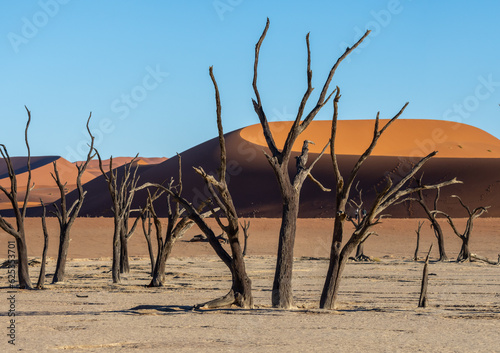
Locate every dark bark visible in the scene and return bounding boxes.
[458,240,470,262]
[272,194,299,308]
[120,227,130,274]
[52,226,70,283]
[141,210,156,275]
[112,217,121,283]
[355,242,365,259]
[16,235,32,289]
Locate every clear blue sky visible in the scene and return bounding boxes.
[1,1,500,161]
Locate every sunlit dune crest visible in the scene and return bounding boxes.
[240,119,500,158]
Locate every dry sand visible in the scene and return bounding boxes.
[0,217,499,352]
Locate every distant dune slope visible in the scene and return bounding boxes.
[0,156,166,211]
[0,156,95,209]
[2,120,499,218]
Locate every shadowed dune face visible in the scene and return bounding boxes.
[240,120,500,158]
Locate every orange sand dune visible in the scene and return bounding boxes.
[241,119,500,158]
[0,156,95,210]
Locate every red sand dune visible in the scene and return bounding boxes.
[0,156,95,210]
[53,119,500,219]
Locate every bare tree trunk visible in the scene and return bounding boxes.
[433,222,447,261]
[241,220,250,257]
[418,245,433,307]
[149,238,175,287]
[457,237,470,262]
[321,215,349,309]
[415,186,448,261]
[141,211,156,274]
[52,226,70,283]
[119,227,130,274]
[37,203,49,289]
[414,221,423,261]
[272,194,298,308]
[112,218,121,283]
[355,242,364,258]
[16,235,33,289]
[228,236,253,308]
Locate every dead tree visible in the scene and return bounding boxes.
[140,207,156,275]
[432,195,489,262]
[319,89,462,309]
[414,221,424,261]
[412,176,448,261]
[252,19,368,309]
[346,182,372,261]
[96,154,141,283]
[141,160,211,287]
[37,201,49,289]
[51,114,95,283]
[418,244,433,308]
[0,107,34,289]
[241,220,250,257]
[139,67,253,308]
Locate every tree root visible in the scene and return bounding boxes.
[349,254,372,262]
[194,289,253,310]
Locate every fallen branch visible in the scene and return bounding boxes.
[470,253,500,265]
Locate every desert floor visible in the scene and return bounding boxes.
[0,217,499,352]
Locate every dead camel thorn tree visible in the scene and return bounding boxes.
[51,113,95,283]
[319,89,463,309]
[252,18,369,309]
[0,107,35,289]
[413,220,424,261]
[37,200,50,289]
[137,157,212,287]
[411,175,449,261]
[431,195,489,262]
[139,66,253,309]
[346,182,374,261]
[96,153,142,283]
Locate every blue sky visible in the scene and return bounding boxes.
[1,1,499,161]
